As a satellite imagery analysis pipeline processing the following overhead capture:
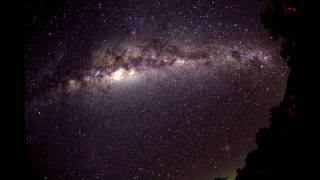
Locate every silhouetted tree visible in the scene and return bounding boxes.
[232,0,311,179]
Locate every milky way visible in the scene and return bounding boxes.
[55,37,276,94]
[25,0,289,179]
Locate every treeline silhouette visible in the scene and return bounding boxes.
[215,0,312,179]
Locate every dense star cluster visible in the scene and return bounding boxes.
[57,37,275,93]
[25,0,289,179]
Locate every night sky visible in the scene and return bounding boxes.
[25,0,289,179]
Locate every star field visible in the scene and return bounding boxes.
[25,0,289,179]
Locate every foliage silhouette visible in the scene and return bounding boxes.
[213,0,312,179]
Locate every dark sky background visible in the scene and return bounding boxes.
[25,0,289,179]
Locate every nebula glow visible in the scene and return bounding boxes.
[58,38,276,94]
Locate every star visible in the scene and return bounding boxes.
[24,0,289,179]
